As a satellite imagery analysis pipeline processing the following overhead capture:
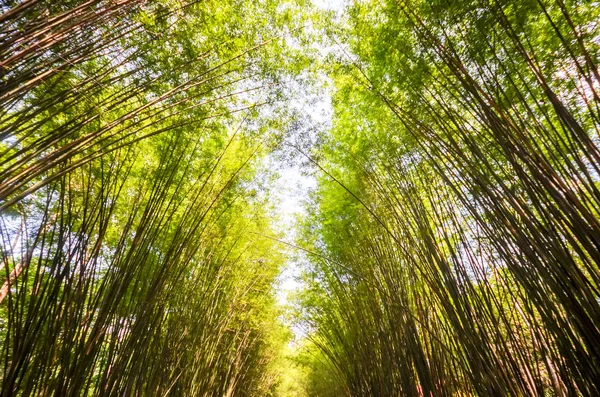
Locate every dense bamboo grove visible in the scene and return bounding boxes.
[2,0,600,396]
[297,0,600,396]
[0,0,308,395]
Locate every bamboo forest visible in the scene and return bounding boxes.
[2,0,600,395]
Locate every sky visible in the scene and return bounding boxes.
[312,0,346,12]
[270,0,346,340]
[271,89,333,306]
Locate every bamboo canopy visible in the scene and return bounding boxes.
[1,0,600,396]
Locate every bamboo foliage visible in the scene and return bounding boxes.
[299,0,600,395]
[5,0,600,395]
[0,0,292,210]
[0,126,285,395]
[0,0,302,395]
